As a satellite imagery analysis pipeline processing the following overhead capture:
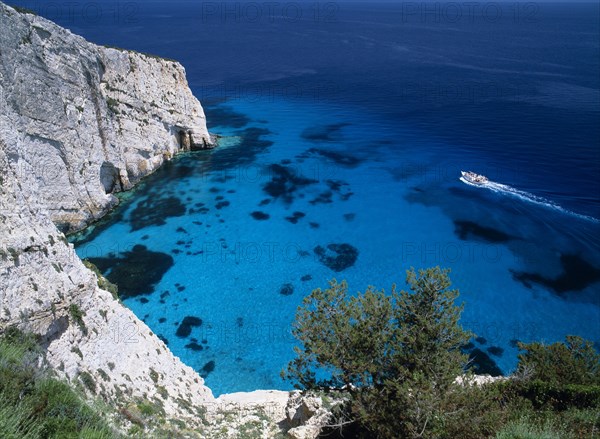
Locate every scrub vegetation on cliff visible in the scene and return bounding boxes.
[0,329,291,438]
[0,328,117,438]
[285,267,600,438]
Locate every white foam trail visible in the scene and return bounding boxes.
[459,177,599,223]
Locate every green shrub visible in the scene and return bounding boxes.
[284,267,473,438]
[83,260,119,300]
[0,330,118,438]
[78,371,97,394]
[68,304,87,335]
[516,336,600,386]
[9,4,37,15]
[105,97,120,114]
[496,417,564,439]
[507,380,600,410]
[137,401,157,417]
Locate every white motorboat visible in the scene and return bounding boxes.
[461,171,489,185]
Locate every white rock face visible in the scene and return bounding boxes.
[0,1,210,233]
[0,1,214,421]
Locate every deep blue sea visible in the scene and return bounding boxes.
[16,1,600,395]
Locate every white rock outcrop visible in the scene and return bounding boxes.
[0,1,214,421]
[0,1,211,233]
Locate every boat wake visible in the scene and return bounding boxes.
[459,177,599,223]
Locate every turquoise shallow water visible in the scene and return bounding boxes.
[74,95,600,396]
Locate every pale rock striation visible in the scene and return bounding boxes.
[0,1,211,233]
[0,1,214,422]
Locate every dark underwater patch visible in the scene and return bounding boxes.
[199,127,274,172]
[279,283,294,296]
[301,274,312,282]
[157,335,169,346]
[215,200,230,210]
[310,191,333,205]
[487,346,504,357]
[204,105,250,128]
[475,336,487,345]
[251,211,270,220]
[326,180,354,201]
[175,316,203,338]
[462,342,475,351]
[130,196,186,231]
[185,342,204,352]
[454,220,514,243]
[285,211,306,224]
[309,222,320,229]
[326,179,347,192]
[467,348,503,376]
[200,360,216,378]
[302,148,362,168]
[88,245,173,299]
[314,243,359,272]
[263,164,318,204]
[511,253,600,294]
[301,123,350,142]
[343,213,356,221]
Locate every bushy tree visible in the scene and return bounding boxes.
[283,267,473,438]
[516,336,600,386]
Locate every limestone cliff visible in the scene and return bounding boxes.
[0,1,211,233]
[0,1,214,421]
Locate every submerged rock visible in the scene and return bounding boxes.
[303,147,362,168]
[201,360,216,378]
[89,245,174,299]
[512,253,600,295]
[285,211,306,224]
[454,220,514,243]
[314,243,358,272]
[468,348,503,376]
[279,283,295,296]
[185,342,204,352]
[300,123,350,142]
[130,195,186,231]
[251,211,270,220]
[176,316,203,338]
[487,346,504,357]
[263,164,317,204]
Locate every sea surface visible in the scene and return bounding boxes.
[16,1,600,395]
